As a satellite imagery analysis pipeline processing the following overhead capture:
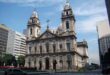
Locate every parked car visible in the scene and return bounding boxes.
[4,68,27,75]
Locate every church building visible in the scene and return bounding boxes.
[25,1,88,71]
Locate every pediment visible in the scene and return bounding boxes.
[39,30,57,39]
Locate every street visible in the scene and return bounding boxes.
[0,71,102,75]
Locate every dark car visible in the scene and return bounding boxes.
[4,68,27,75]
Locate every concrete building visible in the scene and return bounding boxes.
[97,20,110,72]
[7,30,26,59]
[25,1,88,71]
[105,0,110,24]
[0,24,9,54]
[23,29,28,36]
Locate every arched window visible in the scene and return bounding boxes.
[66,21,69,29]
[35,47,37,54]
[29,47,31,54]
[67,54,72,69]
[34,58,36,67]
[60,44,62,49]
[40,45,42,54]
[30,28,32,35]
[66,11,68,15]
[46,43,49,53]
[66,43,71,51]
[53,44,56,53]
[28,58,31,67]
[39,61,42,70]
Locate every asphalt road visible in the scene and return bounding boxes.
[0,71,102,75]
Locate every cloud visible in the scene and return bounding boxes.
[74,0,106,16]
[74,0,107,33]
[89,52,100,64]
[0,0,64,7]
[76,14,107,33]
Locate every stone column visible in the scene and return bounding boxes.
[26,45,29,54]
[37,44,40,54]
[50,57,53,70]
[42,43,45,53]
[32,46,35,54]
[25,57,28,67]
[56,57,60,70]
[42,58,45,71]
[63,40,67,52]
[43,43,46,53]
[50,42,53,53]
[62,56,68,71]
[31,58,34,68]
[35,58,39,70]
[56,41,59,52]
[73,54,77,70]
[55,41,58,52]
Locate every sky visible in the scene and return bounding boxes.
[0,0,108,64]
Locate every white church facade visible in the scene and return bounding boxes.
[25,1,88,71]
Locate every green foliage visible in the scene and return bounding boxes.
[3,54,16,66]
[78,63,100,72]
[0,55,4,66]
[17,56,25,67]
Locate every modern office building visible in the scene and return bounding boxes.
[25,1,88,71]
[0,24,9,54]
[7,30,26,59]
[23,29,28,36]
[105,0,110,24]
[97,20,110,73]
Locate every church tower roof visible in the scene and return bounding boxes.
[64,0,71,10]
[31,10,39,18]
[28,9,40,28]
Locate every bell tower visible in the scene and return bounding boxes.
[61,0,76,36]
[27,10,41,40]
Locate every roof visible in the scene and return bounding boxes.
[77,40,88,48]
[31,10,38,18]
[64,0,71,10]
[0,24,9,31]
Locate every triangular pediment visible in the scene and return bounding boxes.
[38,30,57,39]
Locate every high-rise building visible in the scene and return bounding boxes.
[97,20,110,73]
[105,0,110,24]
[25,1,88,71]
[7,29,26,59]
[23,29,28,36]
[0,24,9,54]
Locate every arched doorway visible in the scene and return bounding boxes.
[45,58,49,70]
[53,60,57,70]
[39,61,42,70]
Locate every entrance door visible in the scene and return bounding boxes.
[45,58,49,70]
[53,60,57,70]
[39,61,42,70]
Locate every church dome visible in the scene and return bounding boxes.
[31,10,38,18]
[64,1,71,10]
[28,10,40,26]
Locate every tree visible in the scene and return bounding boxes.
[3,54,16,66]
[0,55,4,66]
[12,56,17,67]
[17,56,25,67]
